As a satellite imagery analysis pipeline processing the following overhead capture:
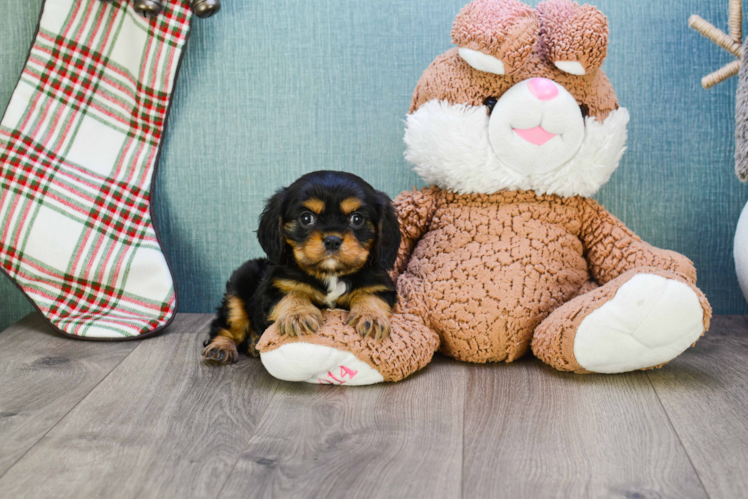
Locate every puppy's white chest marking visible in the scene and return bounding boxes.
[324,277,348,307]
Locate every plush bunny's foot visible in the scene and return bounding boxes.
[532,268,711,374]
[257,309,439,385]
[573,274,705,373]
[261,343,384,385]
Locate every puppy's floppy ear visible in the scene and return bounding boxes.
[257,189,287,264]
[373,191,401,270]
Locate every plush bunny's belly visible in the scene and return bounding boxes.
[406,193,591,363]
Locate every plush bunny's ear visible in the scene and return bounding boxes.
[452,0,539,76]
[536,0,609,76]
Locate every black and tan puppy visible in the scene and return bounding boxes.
[203,171,401,364]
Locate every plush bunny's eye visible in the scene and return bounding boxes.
[483,97,498,116]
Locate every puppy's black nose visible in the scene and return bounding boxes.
[323,235,343,251]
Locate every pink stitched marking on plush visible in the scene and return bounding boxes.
[319,377,344,385]
[528,77,558,100]
[317,366,359,385]
[513,126,557,146]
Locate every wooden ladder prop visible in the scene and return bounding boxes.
[690,0,744,89]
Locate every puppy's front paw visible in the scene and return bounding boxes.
[203,337,239,365]
[276,307,323,337]
[348,308,391,342]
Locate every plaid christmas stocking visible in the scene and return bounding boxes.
[0,0,192,338]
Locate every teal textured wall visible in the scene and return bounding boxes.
[1,0,746,332]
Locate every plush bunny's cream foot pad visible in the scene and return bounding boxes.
[257,309,440,385]
[261,343,384,385]
[573,274,705,374]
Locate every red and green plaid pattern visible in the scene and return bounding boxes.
[0,0,192,338]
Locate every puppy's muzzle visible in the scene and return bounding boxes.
[323,235,343,252]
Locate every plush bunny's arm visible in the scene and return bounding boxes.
[390,186,442,280]
[579,199,697,285]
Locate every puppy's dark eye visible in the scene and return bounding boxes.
[483,97,498,116]
[349,213,364,229]
[300,212,316,227]
[579,103,589,119]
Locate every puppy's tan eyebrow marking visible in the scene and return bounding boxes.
[303,198,325,214]
[340,197,362,215]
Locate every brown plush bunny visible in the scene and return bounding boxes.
[256,0,712,385]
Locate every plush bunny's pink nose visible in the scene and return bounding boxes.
[528,78,558,101]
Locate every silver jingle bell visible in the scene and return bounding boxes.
[191,0,221,18]
[132,0,162,19]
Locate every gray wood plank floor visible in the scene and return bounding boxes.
[0,313,746,499]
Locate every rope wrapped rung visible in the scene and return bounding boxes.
[689,15,743,58]
[702,59,741,89]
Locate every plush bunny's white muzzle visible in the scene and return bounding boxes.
[489,78,585,175]
[404,79,630,198]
